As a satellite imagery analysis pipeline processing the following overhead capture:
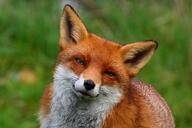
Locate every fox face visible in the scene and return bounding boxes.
[55,5,157,98]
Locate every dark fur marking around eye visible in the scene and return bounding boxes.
[124,47,151,65]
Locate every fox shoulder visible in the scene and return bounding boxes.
[40,84,53,118]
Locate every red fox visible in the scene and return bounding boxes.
[39,5,175,128]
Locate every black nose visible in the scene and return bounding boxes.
[84,80,95,91]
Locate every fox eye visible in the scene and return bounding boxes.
[74,57,86,66]
[104,70,116,77]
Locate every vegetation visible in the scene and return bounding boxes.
[0,0,191,127]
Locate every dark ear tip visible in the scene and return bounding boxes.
[145,40,158,50]
[153,40,158,50]
[150,40,158,50]
[64,4,73,10]
[63,4,79,17]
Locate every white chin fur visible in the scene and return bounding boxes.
[41,64,123,128]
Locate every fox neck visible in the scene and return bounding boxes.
[47,65,123,128]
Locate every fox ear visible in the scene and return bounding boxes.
[120,40,158,77]
[60,5,88,48]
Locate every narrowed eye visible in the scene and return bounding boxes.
[74,57,86,65]
[104,70,116,77]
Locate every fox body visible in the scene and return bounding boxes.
[39,5,175,128]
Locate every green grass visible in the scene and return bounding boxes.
[0,0,192,127]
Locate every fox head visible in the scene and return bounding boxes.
[54,5,158,98]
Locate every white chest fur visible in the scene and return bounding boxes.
[40,65,122,128]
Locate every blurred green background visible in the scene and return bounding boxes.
[0,0,192,127]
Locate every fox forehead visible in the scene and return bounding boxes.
[63,34,123,66]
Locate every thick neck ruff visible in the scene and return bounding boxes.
[44,65,122,128]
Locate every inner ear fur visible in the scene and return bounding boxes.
[60,5,88,49]
[120,40,158,77]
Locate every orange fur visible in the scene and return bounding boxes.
[103,85,154,128]
[40,85,52,118]
[58,34,128,86]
